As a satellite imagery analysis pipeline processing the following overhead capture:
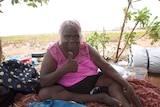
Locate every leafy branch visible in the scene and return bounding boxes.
[86,31,110,59]
[11,0,49,7]
[114,0,160,63]
[0,0,49,13]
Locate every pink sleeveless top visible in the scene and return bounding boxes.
[48,41,98,87]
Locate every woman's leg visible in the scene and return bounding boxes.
[38,85,122,106]
[95,73,131,107]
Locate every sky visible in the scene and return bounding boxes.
[0,0,160,36]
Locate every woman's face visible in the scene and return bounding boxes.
[61,26,80,52]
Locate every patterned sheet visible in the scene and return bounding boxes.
[9,78,160,107]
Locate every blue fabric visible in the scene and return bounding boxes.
[28,100,87,107]
[0,59,41,93]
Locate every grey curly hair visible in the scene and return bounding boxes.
[58,20,84,45]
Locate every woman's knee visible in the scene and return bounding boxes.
[38,88,50,101]
[96,73,115,87]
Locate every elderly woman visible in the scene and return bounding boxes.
[38,20,142,107]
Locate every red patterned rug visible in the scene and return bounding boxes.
[9,78,160,107]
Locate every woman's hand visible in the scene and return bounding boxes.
[125,84,143,107]
[63,52,78,73]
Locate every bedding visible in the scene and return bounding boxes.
[128,44,160,73]
[1,59,159,107]
[9,78,160,107]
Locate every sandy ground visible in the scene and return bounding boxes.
[1,37,160,60]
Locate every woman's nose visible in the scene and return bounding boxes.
[69,36,77,40]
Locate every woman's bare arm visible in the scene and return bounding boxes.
[88,44,130,87]
[40,50,67,87]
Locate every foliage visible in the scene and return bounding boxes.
[11,0,49,7]
[0,0,49,13]
[86,31,110,58]
[121,7,152,47]
[146,16,160,44]
[115,0,160,62]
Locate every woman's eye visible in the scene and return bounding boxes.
[64,35,70,39]
[64,35,79,39]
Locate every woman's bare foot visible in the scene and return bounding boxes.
[97,93,122,107]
